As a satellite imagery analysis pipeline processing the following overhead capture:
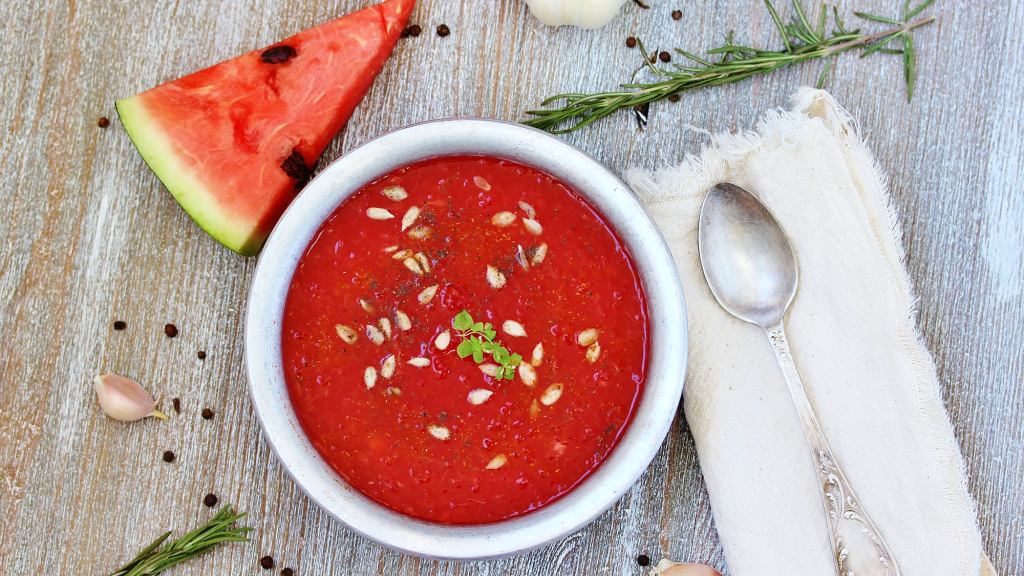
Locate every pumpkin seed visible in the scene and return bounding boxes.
[381,185,408,201]
[381,354,396,378]
[467,388,493,405]
[518,363,537,387]
[427,425,450,441]
[531,242,548,265]
[502,320,526,337]
[366,207,395,220]
[517,200,536,219]
[576,328,599,347]
[434,330,451,350]
[491,211,517,227]
[540,383,564,406]
[417,284,439,305]
[407,357,431,368]
[485,454,508,469]
[365,324,385,345]
[335,324,357,344]
[395,309,412,331]
[363,366,377,389]
[401,206,421,231]
[473,176,492,191]
[486,265,506,289]
[531,342,544,366]
[586,341,601,363]
[522,218,543,235]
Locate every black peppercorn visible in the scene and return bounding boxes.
[281,569,295,576]
[637,554,651,567]
[201,408,215,420]
[671,9,682,20]
[113,320,126,330]
[162,450,176,463]
[197,350,207,360]
[164,323,178,338]
[98,117,111,128]
[260,555,275,570]
[436,24,450,37]
[668,93,681,103]
[626,36,638,48]
[203,493,219,507]
[659,51,671,63]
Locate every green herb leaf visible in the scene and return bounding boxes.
[107,506,250,576]
[453,310,473,331]
[457,339,475,359]
[503,366,516,380]
[523,2,936,133]
[471,321,484,332]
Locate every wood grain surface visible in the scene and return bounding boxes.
[1,1,1021,574]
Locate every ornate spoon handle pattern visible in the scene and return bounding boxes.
[767,325,900,576]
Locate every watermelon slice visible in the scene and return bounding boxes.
[117,0,415,255]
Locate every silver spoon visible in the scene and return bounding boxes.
[697,182,900,576]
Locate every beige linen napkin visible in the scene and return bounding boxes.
[626,89,993,576]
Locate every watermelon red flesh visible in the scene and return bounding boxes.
[117,0,415,255]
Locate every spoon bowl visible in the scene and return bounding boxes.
[697,182,797,329]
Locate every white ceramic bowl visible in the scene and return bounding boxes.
[245,119,687,560]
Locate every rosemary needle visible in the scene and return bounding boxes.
[524,0,937,133]
[107,506,251,576]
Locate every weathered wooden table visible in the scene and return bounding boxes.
[1,1,1021,574]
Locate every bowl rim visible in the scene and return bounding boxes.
[245,118,687,560]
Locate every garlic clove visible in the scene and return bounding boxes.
[650,559,721,576]
[94,373,167,422]
[524,0,627,29]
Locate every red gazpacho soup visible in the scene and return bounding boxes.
[282,155,649,524]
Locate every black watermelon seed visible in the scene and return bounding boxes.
[164,323,178,338]
[201,408,215,420]
[172,397,181,413]
[281,149,313,185]
[260,45,297,64]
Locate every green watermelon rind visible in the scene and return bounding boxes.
[115,96,263,256]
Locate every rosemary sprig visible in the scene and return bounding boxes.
[108,506,251,576]
[452,310,522,379]
[524,0,936,133]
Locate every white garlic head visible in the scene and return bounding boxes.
[524,0,628,29]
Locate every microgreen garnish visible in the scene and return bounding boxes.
[452,310,522,379]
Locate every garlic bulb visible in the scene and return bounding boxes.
[524,0,628,29]
[650,559,721,576]
[94,373,168,422]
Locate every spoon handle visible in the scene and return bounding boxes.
[765,324,901,576]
